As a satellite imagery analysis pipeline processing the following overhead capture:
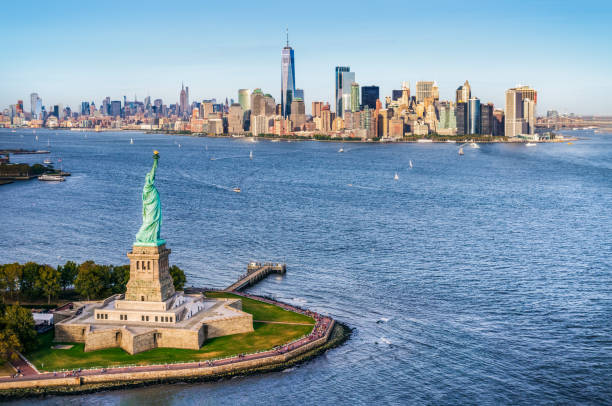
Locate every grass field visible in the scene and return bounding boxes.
[26,293,315,371]
[204,292,314,324]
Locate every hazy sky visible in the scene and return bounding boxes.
[2,0,611,115]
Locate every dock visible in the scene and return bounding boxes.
[225,262,286,292]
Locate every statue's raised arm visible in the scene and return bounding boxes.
[134,151,165,246]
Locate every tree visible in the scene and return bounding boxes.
[2,305,36,352]
[59,261,78,291]
[110,265,130,294]
[74,261,111,300]
[0,329,22,362]
[169,265,187,291]
[34,265,60,304]
[19,262,41,299]
[1,263,22,300]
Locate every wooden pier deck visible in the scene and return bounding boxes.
[225,262,286,292]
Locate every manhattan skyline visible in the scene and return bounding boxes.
[1,0,611,115]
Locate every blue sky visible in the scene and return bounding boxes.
[2,0,611,115]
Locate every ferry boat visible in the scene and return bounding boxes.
[38,174,64,182]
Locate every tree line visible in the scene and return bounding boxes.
[0,260,187,364]
[0,261,187,304]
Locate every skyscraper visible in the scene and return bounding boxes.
[350,83,360,113]
[179,83,188,116]
[281,31,296,117]
[416,81,434,103]
[361,86,379,109]
[456,102,467,135]
[505,86,537,138]
[456,80,471,103]
[468,97,481,134]
[250,89,265,116]
[480,103,494,135]
[335,66,350,116]
[340,71,355,117]
[290,98,306,130]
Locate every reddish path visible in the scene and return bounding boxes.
[0,292,335,384]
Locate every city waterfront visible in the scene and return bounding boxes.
[1,128,611,404]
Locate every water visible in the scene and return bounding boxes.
[1,129,611,405]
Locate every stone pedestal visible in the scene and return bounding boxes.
[125,244,175,302]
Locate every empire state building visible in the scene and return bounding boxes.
[281,31,295,118]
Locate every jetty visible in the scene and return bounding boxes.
[225,262,286,292]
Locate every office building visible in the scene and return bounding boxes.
[392,90,402,101]
[81,101,90,116]
[361,86,379,109]
[339,71,355,118]
[228,103,244,134]
[312,101,323,118]
[250,89,265,116]
[238,89,250,111]
[456,102,467,135]
[110,100,122,117]
[480,103,494,135]
[335,66,350,116]
[294,89,304,102]
[456,80,471,103]
[493,109,505,136]
[505,86,537,138]
[351,83,360,112]
[468,97,481,134]
[416,81,434,103]
[281,33,296,117]
[290,98,306,130]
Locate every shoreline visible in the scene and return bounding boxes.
[0,291,351,399]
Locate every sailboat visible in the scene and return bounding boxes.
[394,172,399,181]
[338,143,345,153]
[130,138,134,144]
[409,160,413,169]
[458,147,464,155]
[35,135,39,141]
[249,150,253,159]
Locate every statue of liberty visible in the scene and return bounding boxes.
[135,151,165,246]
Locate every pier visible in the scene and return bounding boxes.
[225,262,286,292]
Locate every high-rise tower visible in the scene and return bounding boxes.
[281,29,296,117]
[335,66,350,116]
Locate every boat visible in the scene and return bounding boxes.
[445,140,456,143]
[394,173,399,181]
[470,142,480,149]
[409,160,413,169]
[526,142,536,147]
[249,150,253,159]
[233,187,241,193]
[35,135,38,141]
[458,147,464,155]
[567,142,573,145]
[178,143,181,148]
[43,158,52,164]
[11,130,16,133]
[338,143,345,153]
[130,138,134,144]
[417,139,433,143]
[38,174,64,182]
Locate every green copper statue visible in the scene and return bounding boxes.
[135,151,165,246]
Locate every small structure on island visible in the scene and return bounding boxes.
[55,152,253,354]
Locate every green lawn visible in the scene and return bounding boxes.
[26,293,315,371]
[205,292,315,324]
